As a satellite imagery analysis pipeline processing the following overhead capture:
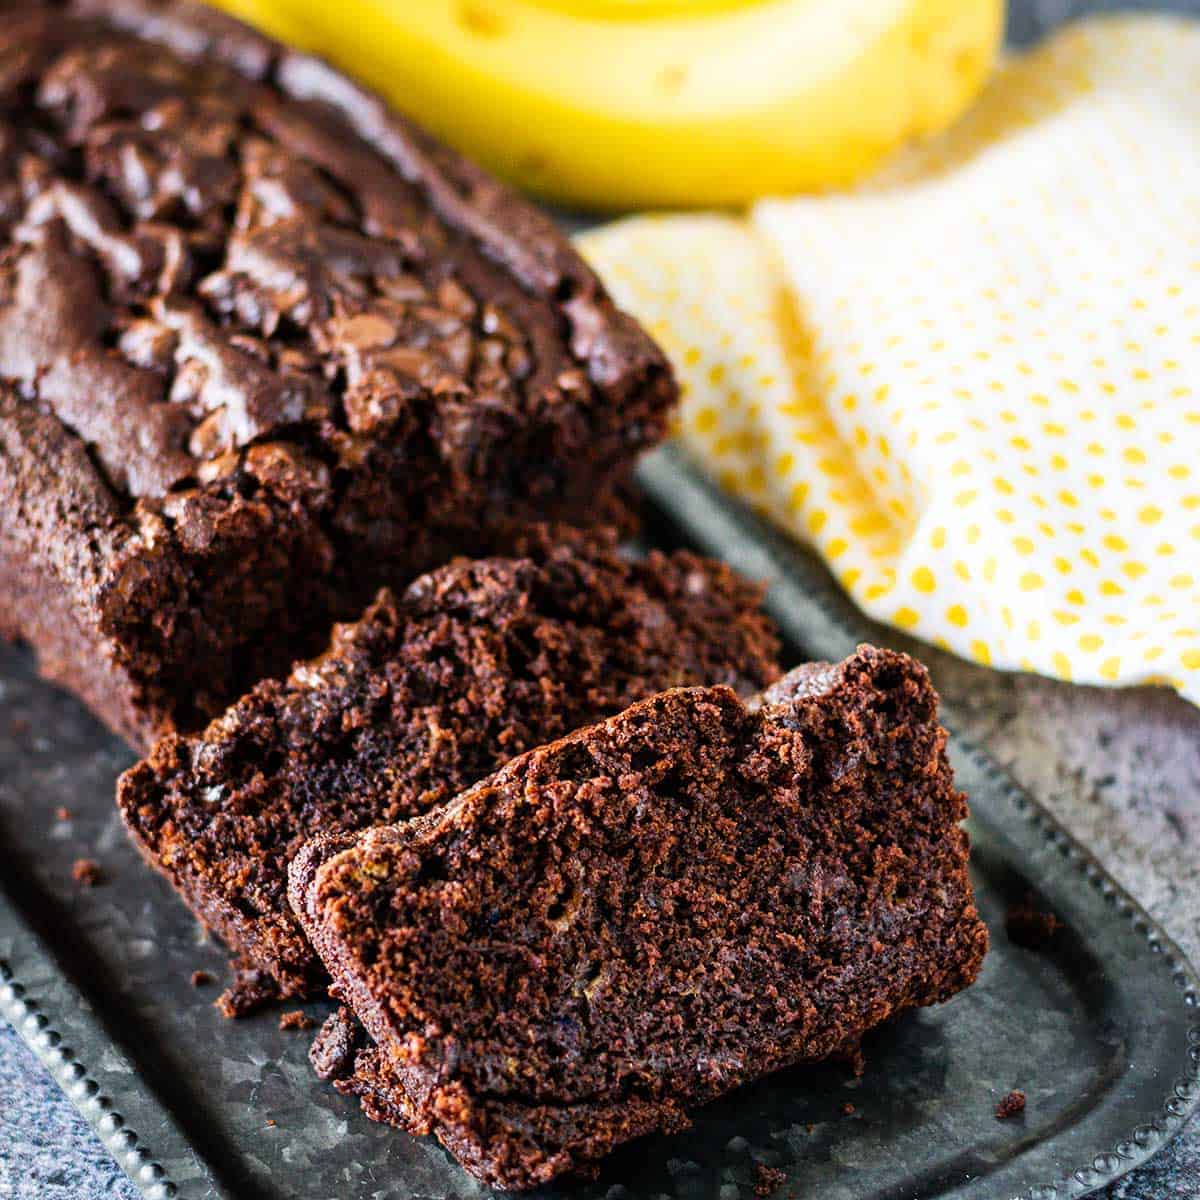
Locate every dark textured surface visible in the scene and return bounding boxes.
[0,0,672,748]
[1006,0,1200,42]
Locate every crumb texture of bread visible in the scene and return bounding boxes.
[292,645,989,1190]
[117,527,779,1012]
[0,0,674,747]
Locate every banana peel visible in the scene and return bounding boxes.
[212,0,1004,210]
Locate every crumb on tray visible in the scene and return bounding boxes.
[279,1009,316,1032]
[71,858,102,887]
[1006,894,1063,949]
[754,1163,787,1196]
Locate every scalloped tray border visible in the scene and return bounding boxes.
[0,957,184,1200]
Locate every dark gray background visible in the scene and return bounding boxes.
[2,2,1199,1197]
[1006,0,1198,40]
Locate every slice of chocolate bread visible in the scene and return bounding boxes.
[117,527,779,1014]
[290,646,988,1191]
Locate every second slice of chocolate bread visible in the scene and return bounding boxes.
[290,646,988,1190]
[117,527,779,1014]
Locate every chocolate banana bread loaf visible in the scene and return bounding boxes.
[117,526,779,1014]
[290,646,988,1190]
[0,0,673,749]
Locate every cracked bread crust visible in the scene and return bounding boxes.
[290,646,988,1190]
[0,0,674,747]
[117,526,780,1014]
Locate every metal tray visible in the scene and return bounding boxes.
[1,445,1197,1200]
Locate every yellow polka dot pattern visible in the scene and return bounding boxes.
[578,16,1200,707]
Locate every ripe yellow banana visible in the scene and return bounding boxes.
[211,0,1004,210]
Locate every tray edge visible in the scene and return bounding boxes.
[0,883,229,1200]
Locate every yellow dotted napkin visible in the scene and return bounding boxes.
[579,15,1200,706]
